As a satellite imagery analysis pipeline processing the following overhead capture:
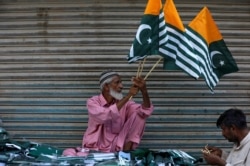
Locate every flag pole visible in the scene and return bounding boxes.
[130,58,146,100]
[136,60,142,78]
[139,58,146,77]
[144,57,163,80]
[130,57,162,100]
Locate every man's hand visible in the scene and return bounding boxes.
[204,146,222,157]
[202,146,226,166]
[128,85,139,97]
[131,76,150,108]
[203,152,226,166]
[131,76,147,92]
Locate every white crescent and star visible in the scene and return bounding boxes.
[136,24,152,45]
[210,50,224,69]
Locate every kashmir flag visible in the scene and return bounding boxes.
[186,7,239,91]
[127,0,167,63]
[160,0,201,79]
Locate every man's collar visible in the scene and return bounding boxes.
[99,94,117,107]
[235,131,250,149]
[99,94,108,107]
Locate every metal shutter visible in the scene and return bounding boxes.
[0,0,249,159]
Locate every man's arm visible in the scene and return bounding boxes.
[132,76,151,108]
[202,146,227,166]
[116,85,138,110]
[203,153,227,166]
[116,76,151,110]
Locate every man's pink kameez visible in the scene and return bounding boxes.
[82,94,154,152]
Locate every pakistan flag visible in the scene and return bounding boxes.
[186,7,239,91]
[128,0,166,63]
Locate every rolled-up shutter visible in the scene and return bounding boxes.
[0,0,249,159]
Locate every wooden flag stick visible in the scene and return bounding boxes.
[130,58,146,100]
[130,61,141,100]
[139,58,146,77]
[144,57,163,80]
[136,60,142,78]
[130,57,161,100]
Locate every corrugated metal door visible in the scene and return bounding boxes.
[0,0,249,158]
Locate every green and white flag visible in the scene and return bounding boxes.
[128,0,166,63]
[186,7,239,91]
[161,0,201,79]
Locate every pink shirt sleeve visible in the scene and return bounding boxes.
[126,100,154,118]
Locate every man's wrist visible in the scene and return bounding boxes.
[140,88,148,94]
[219,160,227,166]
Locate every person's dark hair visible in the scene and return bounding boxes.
[216,108,247,129]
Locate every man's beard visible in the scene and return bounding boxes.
[110,88,123,100]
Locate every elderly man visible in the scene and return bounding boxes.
[82,70,154,152]
[202,108,250,166]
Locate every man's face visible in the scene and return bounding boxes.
[108,76,123,100]
[221,125,237,143]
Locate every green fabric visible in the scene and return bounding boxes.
[0,127,9,141]
[130,148,150,160]
[0,127,63,163]
[129,149,196,166]
[0,128,196,165]
[27,143,63,158]
[127,0,163,63]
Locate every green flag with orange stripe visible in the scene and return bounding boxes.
[186,7,239,91]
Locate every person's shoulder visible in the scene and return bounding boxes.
[87,94,104,104]
[88,95,99,101]
[245,131,250,142]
